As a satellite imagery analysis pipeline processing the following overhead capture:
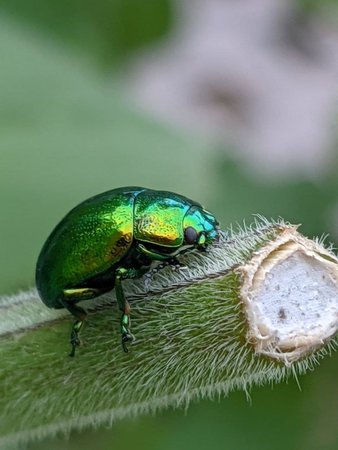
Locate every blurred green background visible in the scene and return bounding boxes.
[0,1,338,449]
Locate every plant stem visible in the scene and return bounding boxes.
[1,219,337,448]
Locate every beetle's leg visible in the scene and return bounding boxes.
[115,269,132,353]
[60,299,87,357]
[136,243,172,262]
[137,244,187,291]
[115,268,138,353]
[62,287,110,357]
[136,243,185,270]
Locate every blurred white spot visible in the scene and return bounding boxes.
[124,0,338,178]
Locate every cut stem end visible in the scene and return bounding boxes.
[238,227,338,364]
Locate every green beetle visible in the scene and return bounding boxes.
[36,187,220,356]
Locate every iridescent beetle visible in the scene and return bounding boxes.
[36,187,220,356]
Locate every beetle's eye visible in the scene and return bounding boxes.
[184,227,198,244]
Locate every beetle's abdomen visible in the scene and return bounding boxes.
[134,190,195,247]
[36,189,139,308]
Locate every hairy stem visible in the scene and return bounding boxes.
[1,218,338,448]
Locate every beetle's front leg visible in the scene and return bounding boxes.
[136,243,184,268]
[136,243,171,262]
[137,244,186,291]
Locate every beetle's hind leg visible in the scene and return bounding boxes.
[61,287,107,357]
[60,299,87,357]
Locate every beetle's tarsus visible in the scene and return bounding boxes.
[168,258,185,271]
[121,310,134,353]
[69,319,83,357]
[122,341,129,353]
[121,332,134,353]
[69,339,80,357]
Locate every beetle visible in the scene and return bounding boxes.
[36,187,220,356]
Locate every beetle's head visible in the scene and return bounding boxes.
[183,206,220,250]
